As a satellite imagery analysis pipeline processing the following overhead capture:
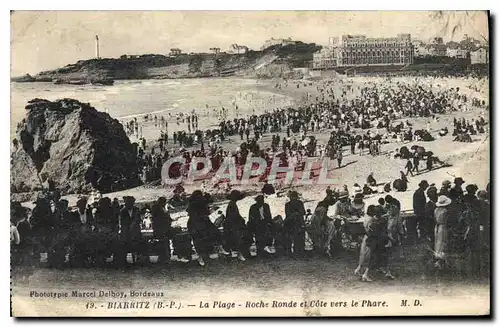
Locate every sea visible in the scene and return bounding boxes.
[10,78,295,137]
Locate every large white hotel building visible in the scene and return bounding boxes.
[313,34,414,69]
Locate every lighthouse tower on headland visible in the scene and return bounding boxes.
[95,35,100,59]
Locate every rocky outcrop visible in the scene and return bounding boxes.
[11,98,139,195]
[11,74,37,82]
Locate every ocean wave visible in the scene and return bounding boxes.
[175,83,199,87]
[117,107,177,120]
[139,81,156,86]
[152,80,182,86]
[11,77,285,128]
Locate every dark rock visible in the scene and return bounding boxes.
[11,74,36,82]
[11,98,139,195]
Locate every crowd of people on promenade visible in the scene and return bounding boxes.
[11,174,490,281]
[350,66,489,79]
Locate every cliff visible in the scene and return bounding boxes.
[13,42,322,83]
[11,99,139,195]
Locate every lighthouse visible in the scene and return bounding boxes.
[95,35,100,59]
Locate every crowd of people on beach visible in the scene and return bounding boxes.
[128,76,487,187]
[11,74,490,282]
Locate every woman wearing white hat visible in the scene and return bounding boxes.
[434,195,452,269]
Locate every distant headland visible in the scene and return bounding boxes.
[11,42,322,85]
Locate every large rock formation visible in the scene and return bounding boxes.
[11,98,139,194]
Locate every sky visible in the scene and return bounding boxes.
[10,11,489,76]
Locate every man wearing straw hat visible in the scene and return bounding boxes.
[439,180,452,197]
[451,177,466,200]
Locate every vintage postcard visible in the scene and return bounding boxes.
[10,11,490,317]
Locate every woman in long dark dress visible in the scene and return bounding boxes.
[355,205,394,281]
[371,206,395,280]
[459,199,481,277]
[284,190,306,255]
[118,196,143,266]
[308,195,335,254]
[223,190,247,261]
[187,190,220,266]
